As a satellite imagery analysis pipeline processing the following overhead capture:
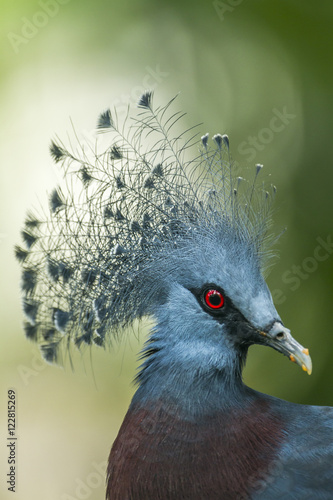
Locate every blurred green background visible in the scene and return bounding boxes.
[1,1,332,498]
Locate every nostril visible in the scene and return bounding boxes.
[267,321,291,341]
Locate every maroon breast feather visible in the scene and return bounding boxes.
[106,398,285,500]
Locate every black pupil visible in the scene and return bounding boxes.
[209,292,221,306]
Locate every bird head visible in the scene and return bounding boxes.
[16,91,311,387]
[135,225,311,394]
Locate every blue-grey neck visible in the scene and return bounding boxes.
[132,319,252,419]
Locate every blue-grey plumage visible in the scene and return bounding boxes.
[252,399,333,499]
[16,91,332,499]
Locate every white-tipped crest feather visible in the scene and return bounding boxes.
[17,91,277,364]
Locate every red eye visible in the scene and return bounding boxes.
[204,289,224,309]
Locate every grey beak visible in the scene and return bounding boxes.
[260,321,312,375]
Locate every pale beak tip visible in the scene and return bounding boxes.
[301,355,312,375]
